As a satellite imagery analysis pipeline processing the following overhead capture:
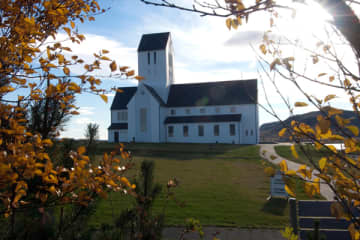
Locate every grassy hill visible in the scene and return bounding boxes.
[260,108,360,142]
[88,142,320,228]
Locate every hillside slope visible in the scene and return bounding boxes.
[260,109,360,142]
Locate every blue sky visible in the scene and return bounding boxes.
[59,0,354,139]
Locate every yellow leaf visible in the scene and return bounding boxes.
[346,125,359,136]
[259,44,267,55]
[24,55,32,63]
[78,146,86,155]
[313,178,320,194]
[231,19,238,30]
[135,76,145,81]
[270,58,280,71]
[264,166,275,177]
[280,159,288,172]
[285,170,297,176]
[226,18,232,30]
[70,21,75,29]
[100,94,108,103]
[42,139,53,146]
[110,61,117,72]
[294,102,308,107]
[324,94,336,102]
[291,145,299,159]
[318,73,327,77]
[285,184,296,197]
[278,128,286,137]
[120,66,129,72]
[126,70,135,77]
[63,67,70,75]
[101,56,111,61]
[329,76,335,82]
[63,27,71,36]
[102,49,109,54]
[319,157,327,170]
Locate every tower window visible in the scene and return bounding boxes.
[147,52,150,64]
[154,52,156,64]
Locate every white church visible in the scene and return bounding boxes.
[108,32,259,144]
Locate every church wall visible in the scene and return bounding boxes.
[165,122,240,144]
[134,84,152,142]
[166,104,258,144]
[150,95,160,143]
[127,97,136,142]
[159,107,167,142]
[108,129,128,143]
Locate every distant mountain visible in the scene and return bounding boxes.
[260,108,360,142]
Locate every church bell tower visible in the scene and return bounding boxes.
[137,32,174,102]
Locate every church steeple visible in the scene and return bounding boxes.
[137,32,174,102]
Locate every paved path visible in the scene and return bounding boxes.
[259,144,335,200]
[163,227,284,240]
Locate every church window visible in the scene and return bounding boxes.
[183,126,188,137]
[230,124,235,136]
[200,108,206,114]
[251,130,253,136]
[185,109,191,114]
[168,126,174,137]
[198,125,204,136]
[140,108,147,132]
[170,109,176,115]
[214,125,219,136]
[245,130,249,136]
[117,111,128,121]
[147,52,150,64]
[154,52,156,64]
[215,107,220,113]
[230,106,236,113]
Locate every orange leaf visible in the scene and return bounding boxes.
[100,94,108,103]
[78,146,86,155]
[110,61,117,72]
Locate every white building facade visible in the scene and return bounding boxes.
[108,32,259,144]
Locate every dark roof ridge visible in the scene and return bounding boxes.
[171,79,257,87]
[143,84,166,106]
[142,31,170,36]
[138,32,170,52]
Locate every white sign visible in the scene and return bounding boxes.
[270,171,288,198]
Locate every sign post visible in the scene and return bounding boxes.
[268,170,288,200]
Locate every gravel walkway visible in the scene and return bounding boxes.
[259,144,335,200]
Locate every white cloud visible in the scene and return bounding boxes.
[53,33,138,77]
[78,106,95,116]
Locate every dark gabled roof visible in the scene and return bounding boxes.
[108,123,128,130]
[167,79,257,107]
[144,84,166,106]
[110,87,137,110]
[164,114,241,124]
[138,32,170,52]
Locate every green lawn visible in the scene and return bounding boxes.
[274,144,328,166]
[88,143,315,228]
